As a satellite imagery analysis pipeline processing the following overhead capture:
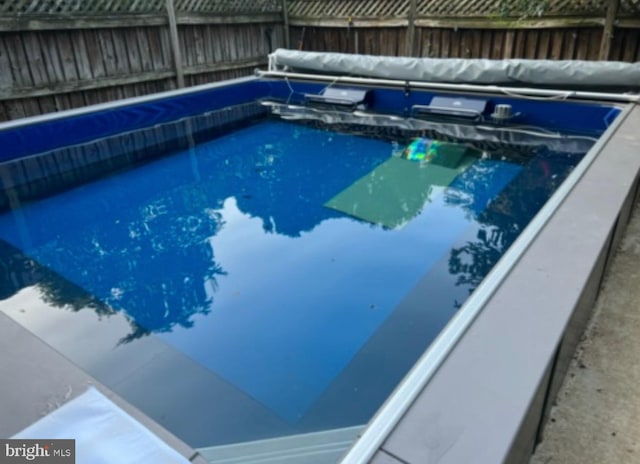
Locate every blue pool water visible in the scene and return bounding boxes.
[0,118,583,444]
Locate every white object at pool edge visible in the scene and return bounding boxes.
[13,386,189,464]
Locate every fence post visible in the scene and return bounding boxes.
[166,0,185,88]
[281,0,291,49]
[405,0,417,57]
[599,0,620,60]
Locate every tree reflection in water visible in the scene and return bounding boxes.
[0,178,227,345]
[447,152,580,294]
[0,120,391,344]
[1,123,583,347]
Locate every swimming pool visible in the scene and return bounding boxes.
[0,76,627,461]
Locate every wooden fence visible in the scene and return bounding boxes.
[290,26,640,61]
[0,0,286,121]
[0,0,639,122]
[287,0,640,61]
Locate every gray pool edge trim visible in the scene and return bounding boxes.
[0,75,259,132]
[197,425,366,464]
[338,102,636,464]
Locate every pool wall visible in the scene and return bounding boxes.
[0,75,619,212]
[0,76,617,161]
[0,77,270,210]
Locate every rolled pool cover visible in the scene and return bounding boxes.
[269,49,640,88]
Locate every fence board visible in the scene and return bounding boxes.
[480,30,492,58]
[501,30,514,58]
[39,31,63,84]
[574,30,588,59]
[83,30,106,79]
[178,27,192,68]
[124,28,143,74]
[135,28,154,72]
[20,97,40,117]
[192,24,206,65]
[419,29,430,57]
[537,30,550,58]
[0,102,9,121]
[95,30,115,77]
[491,30,504,58]
[37,95,57,114]
[622,29,640,60]
[111,30,132,75]
[524,29,539,58]
[550,30,564,58]
[459,31,470,58]
[72,31,94,81]
[0,39,14,90]
[57,32,81,81]
[21,33,47,86]
[228,25,240,61]
[68,91,86,112]
[6,33,33,88]
[439,29,450,57]
[142,26,166,72]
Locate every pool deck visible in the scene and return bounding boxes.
[530,201,640,464]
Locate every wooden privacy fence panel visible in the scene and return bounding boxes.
[0,0,281,14]
[174,0,281,14]
[416,0,606,16]
[0,21,282,121]
[0,4,284,122]
[1,0,167,14]
[291,23,640,61]
[289,0,640,21]
[608,27,640,60]
[290,27,407,56]
[288,0,410,19]
[0,0,637,123]
[289,0,639,64]
[416,27,606,60]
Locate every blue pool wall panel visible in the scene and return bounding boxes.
[262,80,621,135]
[0,77,621,165]
[0,78,271,163]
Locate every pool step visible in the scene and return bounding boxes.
[196,425,366,464]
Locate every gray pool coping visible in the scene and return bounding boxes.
[368,103,640,463]
[0,311,208,464]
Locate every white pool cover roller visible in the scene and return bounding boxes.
[269,49,640,87]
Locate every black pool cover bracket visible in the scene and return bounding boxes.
[412,96,488,120]
[305,87,371,109]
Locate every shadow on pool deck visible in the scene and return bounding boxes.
[530,201,640,463]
